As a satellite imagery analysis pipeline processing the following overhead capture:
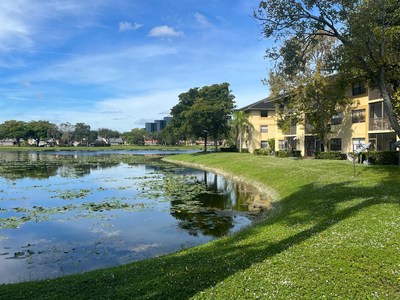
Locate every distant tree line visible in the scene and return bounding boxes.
[0,83,239,148]
[0,120,141,147]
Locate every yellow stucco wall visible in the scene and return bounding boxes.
[247,110,278,152]
[244,86,398,155]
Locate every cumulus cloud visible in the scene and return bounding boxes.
[194,13,212,27]
[119,21,143,32]
[149,25,183,38]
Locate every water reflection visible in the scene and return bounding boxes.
[0,151,270,284]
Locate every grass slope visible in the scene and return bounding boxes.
[0,152,399,299]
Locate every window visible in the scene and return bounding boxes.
[330,138,342,151]
[260,125,268,133]
[331,112,343,125]
[261,140,268,149]
[260,111,268,117]
[352,81,366,96]
[352,109,366,123]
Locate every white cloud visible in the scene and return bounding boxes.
[0,1,32,51]
[149,25,183,38]
[0,1,104,52]
[194,13,212,28]
[119,21,143,32]
[15,45,178,86]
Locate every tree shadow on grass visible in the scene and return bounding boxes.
[2,168,400,299]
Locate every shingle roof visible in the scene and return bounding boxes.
[239,96,277,112]
[239,93,292,112]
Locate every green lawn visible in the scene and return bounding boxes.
[1,152,399,299]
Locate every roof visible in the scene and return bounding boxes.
[239,96,277,112]
[239,93,292,112]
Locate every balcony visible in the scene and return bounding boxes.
[369,118,392,131]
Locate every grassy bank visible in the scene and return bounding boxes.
[1,152,399,299]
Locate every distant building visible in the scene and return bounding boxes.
[0,139,16,146]
[154,120,165,132]
[145,116,172,133]
[145,122,156,133]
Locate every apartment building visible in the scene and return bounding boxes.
[240,83,399,156]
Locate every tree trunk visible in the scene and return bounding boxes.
[239,132,242,152]
[378,69,400,139]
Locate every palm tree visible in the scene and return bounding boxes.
[231,111,253,152]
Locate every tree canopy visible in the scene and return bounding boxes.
[121,128,146,145]
[168,83,236,147]
[0,120,129,147]
[255,0,400,138]
[28,120,57,147]
[268,35,350,150]
[0,120,28,147]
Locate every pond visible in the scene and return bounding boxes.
[0,151,270,284]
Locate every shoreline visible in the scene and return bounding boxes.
[163,157,281,209]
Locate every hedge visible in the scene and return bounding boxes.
[315,151,344,160]
[253,148,272,156]
[220,146,238,152]
[363,151,399,165]
[277,150,301,158]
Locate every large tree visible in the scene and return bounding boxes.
[59,122,75,146]
[0,120,29,147]
[122,128,146,145]
[72,123,92,146]
[268,34,350,151]
[97,128,120,140]
[28,120,57,147]
[169,83,236,149]
[184,83,235,150]
[255,0,400,138]
[167,87,200,142]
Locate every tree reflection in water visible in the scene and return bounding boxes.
[170,171,271,238]
[0,151,271,283]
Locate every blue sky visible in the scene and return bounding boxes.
[0,0,271,132]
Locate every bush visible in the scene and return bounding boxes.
[315,151,344,160]
[240,148,249,153]
[276,150,302,158]
[254,148,271,156]
[365,151,399,165]
[267,138,275,152]
[220,146,237,152]
[292,150,302,157]
[276,150,289,158]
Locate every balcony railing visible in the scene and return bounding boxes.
[369,118,392,131]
